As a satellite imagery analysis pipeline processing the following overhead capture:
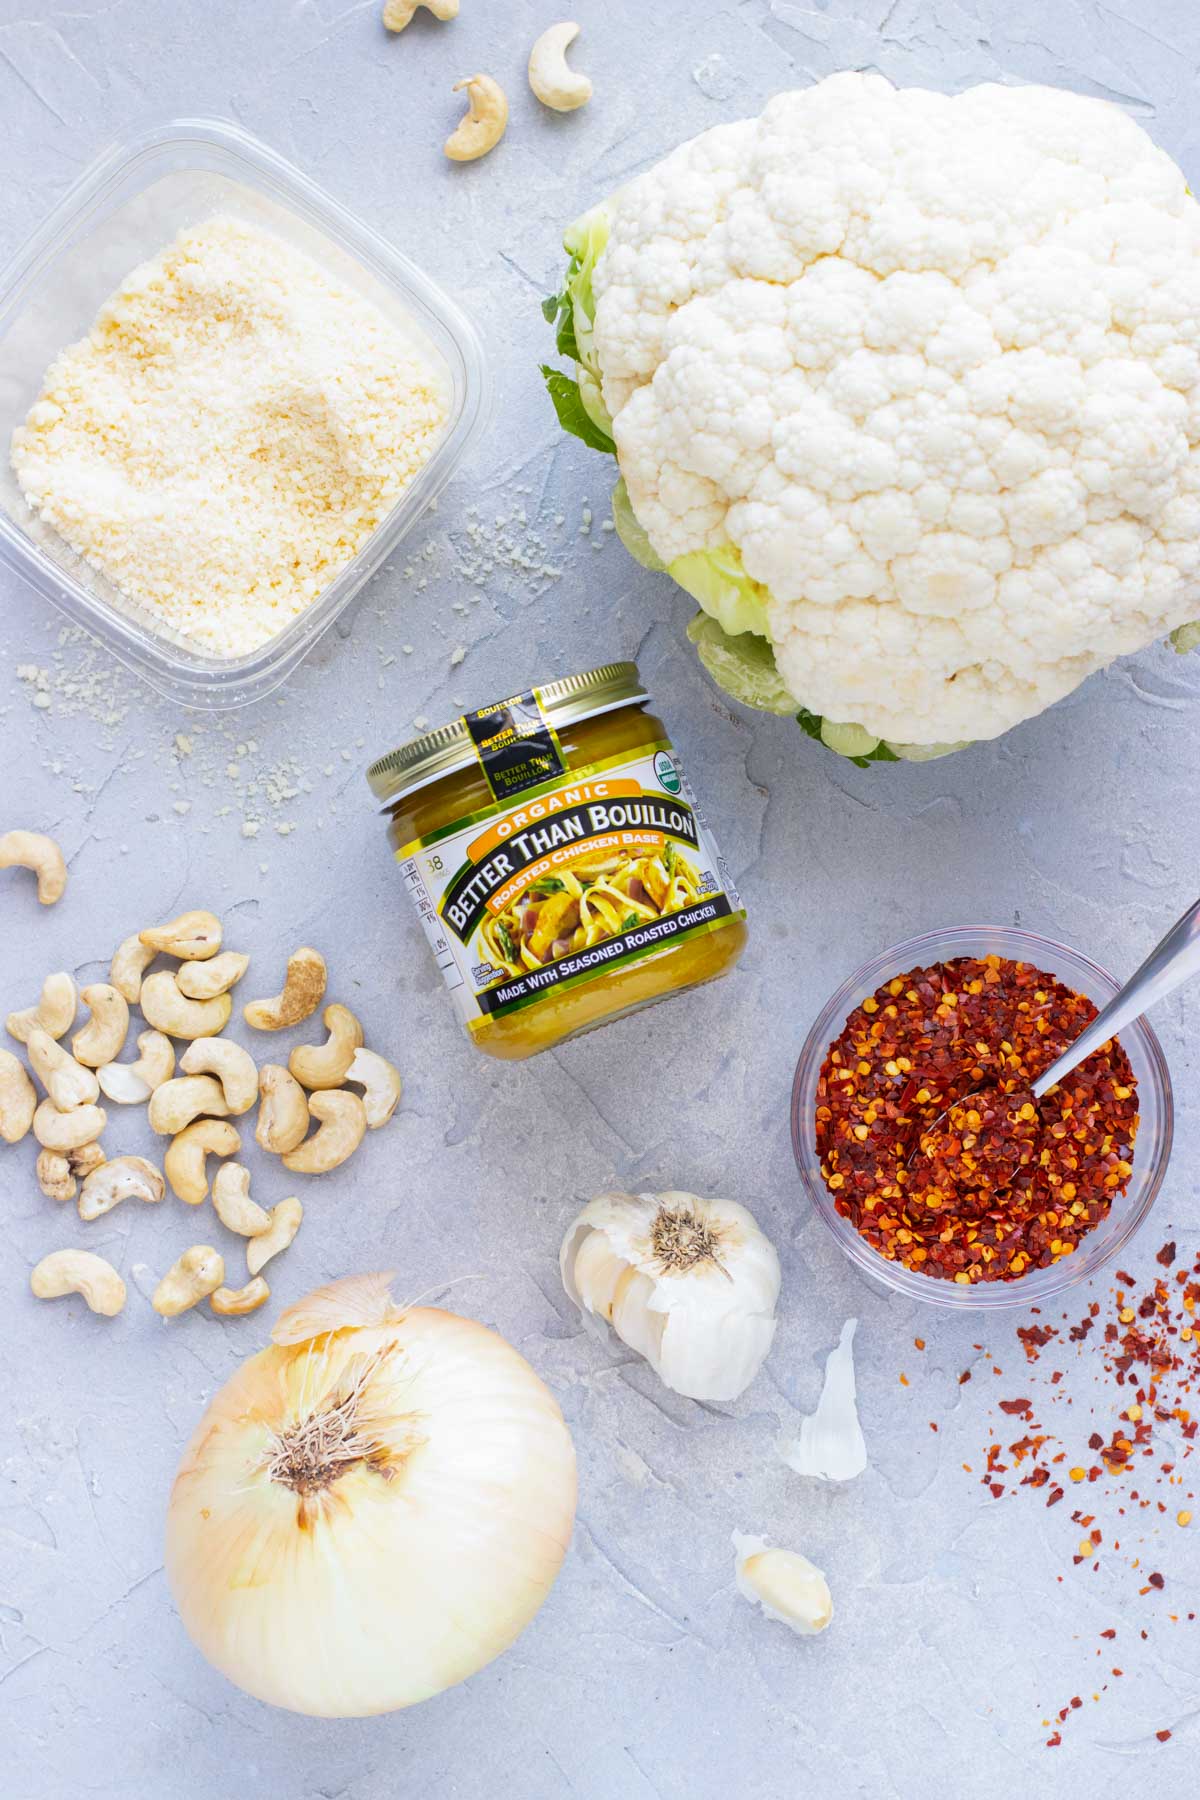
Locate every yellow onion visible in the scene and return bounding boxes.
[165,1272,576,1716]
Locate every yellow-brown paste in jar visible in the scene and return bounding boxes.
[367,663,747,1059]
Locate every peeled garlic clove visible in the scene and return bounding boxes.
[732,1533,832,1637]
[778,1318,867,1482]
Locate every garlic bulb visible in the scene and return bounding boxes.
[165,1272,576,1716]
[560,1189,781,1402]
[732,1532,833,1637]
[778,1317,867,1481]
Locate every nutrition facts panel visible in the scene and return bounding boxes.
[400,857,463,994]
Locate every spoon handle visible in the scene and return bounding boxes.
[1032,896,1200,1099]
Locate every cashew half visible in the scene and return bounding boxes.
[289,1004,363,1091]
[97,1030,175,1105]
[110,934,157,1005]
[0,1048,36,1144]
[246,1198,303,1276]
[256,1064,310,1154]
[31,1249,125,1315]
[27,1029,100,1111]
[345,1047,403,1128]
[211,1277,270,1317]
[152,1246,225,1318]
[33,1098,106,1152]
[177,951,249,1000]
[72,984,129,1068]
[139,910,222,960]
[165,1119,241,1205]
[445,74,508,162]
[37,1151,75,1201]
[528,22,592,112]
[78,1154,164,1222]
[242,947,326,1031]
[140,971,232,1041]
[282,1090,367,1174]
[148,1075,229,1136]
[7,971,77,1044]
[69,1141,106,1179]
[180,1038,258,1115]
[212,1162,273,1237]
[0,830,66,905]
[383,0,458,30]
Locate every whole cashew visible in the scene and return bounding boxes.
[72,984,130,1068]
[0,830,66,905]
[27,1029,100,1111]
[288,1004,363,1091]
[152,1246,225,1318]
[345,1047,403,1128]
[210,1277,270,1317]
[242,947,326,1031]
[255,1064,310,1154]
[179,1038,258,1115]
[0,1048,36,1143]
[176,951,249,1000]
[7,971,77,1044]
[383,0,458,30]
[282,1090,367,1174]
[78,1154,164,1222]
[97,1030,175,1105]
[31,1249,125,1315]
[33,1098,106,1152]
[140,971,232,1041]
[444,74,508,162]
[109,933,157,1005]
[211,1162,272,1237]
[528,22,592,112]
[139,910,222,961]
[246,1197,303,1277]
[165,1119,241,1205]
[147,1074,229,1136]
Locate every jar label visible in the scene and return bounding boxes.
[396,741,744,1033]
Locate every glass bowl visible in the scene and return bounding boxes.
[791,925,1174,1311]
[0,118,488,709]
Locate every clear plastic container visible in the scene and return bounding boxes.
[0,118,488,708]
[791,925,1174,1312]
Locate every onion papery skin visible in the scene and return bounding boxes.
[165,1305,577,1716]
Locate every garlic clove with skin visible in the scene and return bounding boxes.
[778,1318,867,1482]
[733,1532,833,1637]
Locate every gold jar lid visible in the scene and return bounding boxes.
[366,661,648,805]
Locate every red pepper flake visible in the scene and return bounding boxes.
[914,1337,925,1350]
[1046,1732,1062,1748]
[1157,1729,1172,1743]
[1047,1485,1065,1507]
[959,1370,972,1385]
[1100,1629,1116,1639]
[1158,1242,1177,1268]
[1148,1571,1164,1589]
[999,1397,1033,1416]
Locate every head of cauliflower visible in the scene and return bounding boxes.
[543,72,1200,760]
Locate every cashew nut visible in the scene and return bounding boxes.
[255,1064,310,1154]
[139,971,232,1041]
[31,1249,125,1315]
[242,947,326,1031]
[444,74,508,162]
[288,1003,363,1091]
[37,1151,75,1201]
[7,971,77,1044]
[210,1277,270,1317]
[71,983,130,1068]
[176,951,249,1000]
[97,1030,175,1105]
[0,830,67,905]
[147,1074,229,1136]
[0,1048,36,1144]
[27,1029,100,1111]
[139,910,222,960]
[246,1197,303,1276]
[33,1098,106,1152]
[211,1162,273,1237]
[78,1154,164,1222]
[383,0,458,30]
[528,22,592,112]
[165,1119,241,1205]
[345,1047,403,1128]
[179,1038,258,1115]
[152,1245,225,1318]
[282,1089,367,1174]
[68,1141,106,1179]
[109,933,157,1004]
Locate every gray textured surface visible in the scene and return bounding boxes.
[2,2,1200,1795]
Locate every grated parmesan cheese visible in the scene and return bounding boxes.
[11,215,450,658]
